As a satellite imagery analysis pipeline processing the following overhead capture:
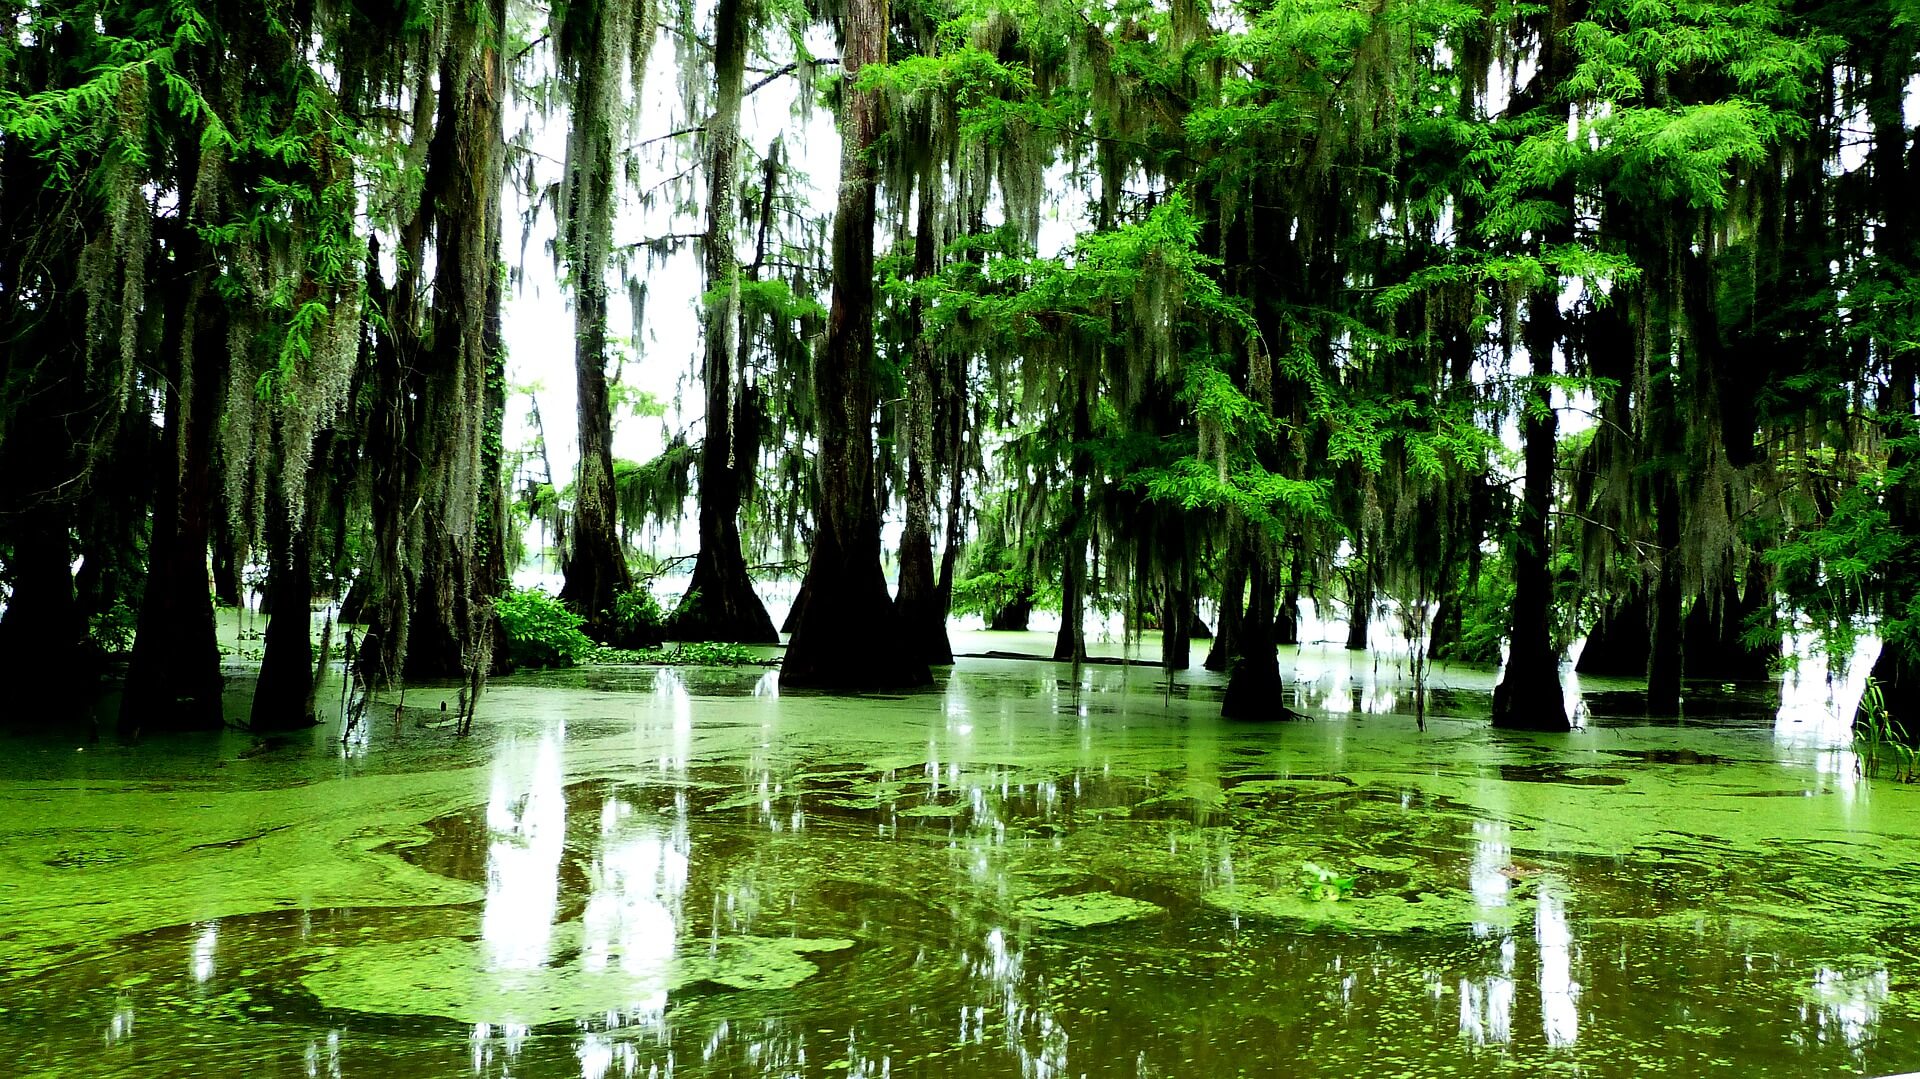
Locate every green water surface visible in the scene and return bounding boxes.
[2,644,1916,1077]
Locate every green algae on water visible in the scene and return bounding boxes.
[1202,883,1537,933]
[1015,891,1165,928]
[300,928,856,1024]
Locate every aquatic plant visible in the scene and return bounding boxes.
[1298,862,1356,903]
[1854,678,1918,783]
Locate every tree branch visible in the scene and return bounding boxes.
[622,232,705,252]
[745,58,840,98]
[627,126,704,153]
[511,34,549,64]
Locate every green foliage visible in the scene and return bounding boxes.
[613,443,697,536]
[497,588,593,669]
[951,567,1046,619]
[1441,560,1513,667]
[1768,420,1919,675]
[613,586,668,638]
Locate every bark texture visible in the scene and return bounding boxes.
[782,0,931,690]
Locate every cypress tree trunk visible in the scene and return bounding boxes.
[1161,582,1192,670]
[359,240,414,689]
[1647,476,1685,712]
[1275,545,1302,646]
[1345,554,1371,651]
[477,231,512,674]
[782,0,930,690]
[781,574,809,635]
[1428,593,1462,661]
[405,542,467,678]
[1223,553,1284,718]
[558,273,632,631]
[251,510,318,731]
[1864,43,1919,726]
[930,218,974,641]
[254,415,356,731]
[1491,289,1570,732]
[1682,577,1774,683]
[679,0,777,643]
[1204,544,1245,671]
[353,7,508,688]
[1159,525,1191,670]
[556,3,635,635]
[987,591,1034,631]
[211,517,244,608]
[0,508,84,697]
[0,310,88,694]
[358,49,434,690]
[1489,0,1576,732]
[1870,350,1918,721]
[123,233,225,733]
[934,409,967,621]
[1053,393,1091,664]
[398,11,511,677]
[1577,592,1654,677]
[1053,538,1087,662]
[895,184,953,665]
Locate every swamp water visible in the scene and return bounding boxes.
[3,643,1919,1077]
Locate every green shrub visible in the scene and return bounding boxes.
[498,588,593,668]
[614,586,666,635]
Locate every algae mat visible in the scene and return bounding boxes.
[2,659,1919,1077]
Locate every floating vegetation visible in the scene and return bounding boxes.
[1015,891,1166,928]
[300,930,855,1024]
[584,642,775,667]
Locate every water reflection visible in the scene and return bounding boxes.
[1468,820,1512,936]
[104,995,133,1046]
[649,670,694,775]
[1536,886,1579,1048]
[1805,966,1890,1049]
[304,1030,342,1079]
[483,734,566,971]
[963,926,1068,1079]
[1775,631,1882,749]
[580,790,689,1024]
[1459,936,1516,1047]
[575,1030,637,1079]
[190,921,217,983]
